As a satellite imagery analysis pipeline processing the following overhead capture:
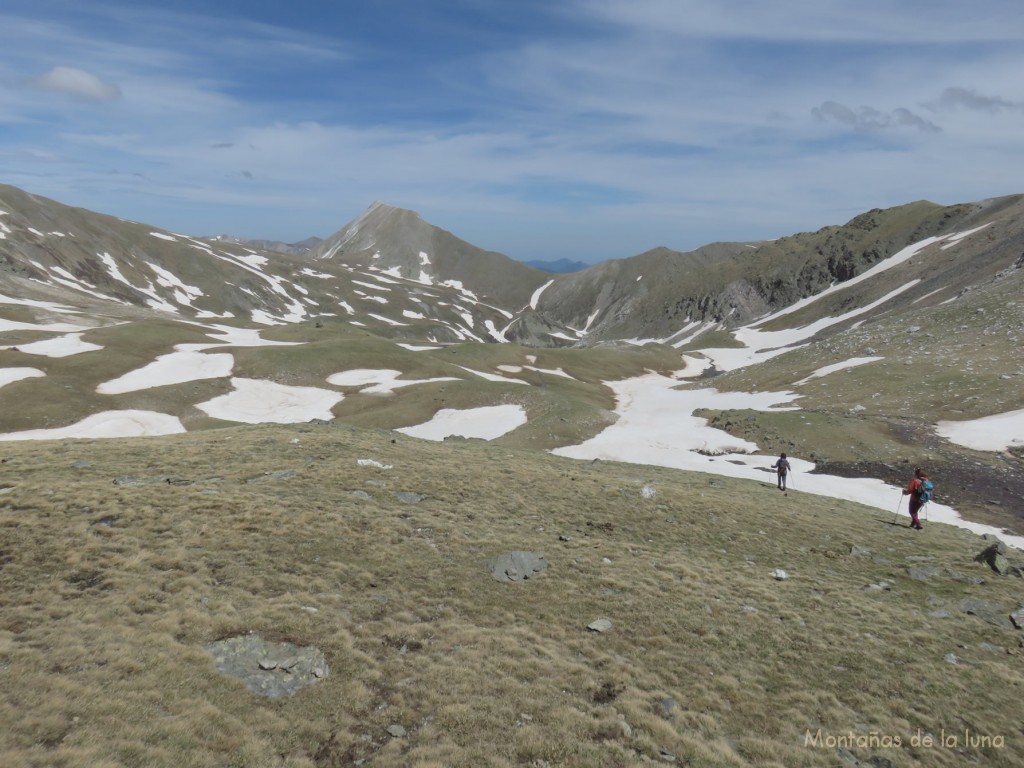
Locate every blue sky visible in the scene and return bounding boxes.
[2,0,1023,263]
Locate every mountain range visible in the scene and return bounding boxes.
[1,182,1022,537]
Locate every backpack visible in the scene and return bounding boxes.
[915,478,934,503]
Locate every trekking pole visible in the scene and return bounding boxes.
[923,502,929,522]
[892,494,903,525]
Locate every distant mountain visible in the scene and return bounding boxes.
[523,257,589,273]
[311,201,549,311]
[207,235,323,256]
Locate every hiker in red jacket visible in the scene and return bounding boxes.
[903,467,932,530]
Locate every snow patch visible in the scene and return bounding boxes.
[397,404,527,441]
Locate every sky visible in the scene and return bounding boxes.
[2,0,1024,263]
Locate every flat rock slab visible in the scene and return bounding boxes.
[205,634,328,698]
[485,551,547,582]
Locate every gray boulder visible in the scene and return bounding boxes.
[485,551,548,582]
[205,634,328,698]
[975,542,1009,575]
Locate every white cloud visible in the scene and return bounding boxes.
[812,101,942,133]
[27,66,121,102]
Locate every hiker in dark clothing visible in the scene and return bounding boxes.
[903,467,933,530]
[771,453,791,491]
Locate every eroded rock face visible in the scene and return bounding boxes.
[205,634,328,698]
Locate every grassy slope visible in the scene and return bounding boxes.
[1,424,1021,767]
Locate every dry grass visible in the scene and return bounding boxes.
[1,423,1022,767]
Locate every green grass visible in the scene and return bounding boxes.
[1,424,1021,767]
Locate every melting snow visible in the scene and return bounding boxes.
[7,333,103,358]
[149,263,204,305]
[397,404,527,441]
[0,410,185,441]
[530,280,553,310]
[936,408,1024,452]
[0,368,45,388]
[457,366,530,385]
[97,351,234,394]
[397,343,442,351]
[793,356,883,386]
[0,293,79,312]
[940,223,991,250]
[235,253,269,268]
[149,232,177,242]
[367,313,408,326]
[327,368,459,394]
[196,378,342,424]
[353,279,391,292]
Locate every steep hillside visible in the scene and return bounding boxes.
[517,198,1020,346]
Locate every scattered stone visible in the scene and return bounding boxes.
[558,535,573,542]
[658,748,677,762]
[641,484,656,499]
[205,634,328,698]
[113,475,169,487]
[92,515,119,527]
[769,569,789,581]
[387,724,406,738]
[944,652,964,665]
[485,551,547,582]
[308,418,331,425]
[865,581,893,592]
[587,618,613,633]
[958,599,1013,629]
[908,565,940,582]
[974,542,1009,575]
[357,459,392,469]
[245,470,297,484]
[658,697,676,718]
[1010,606,1024,630]
[350,490,372,500]
[927,609,951,619]
[944,568,985,585]
[849,545,872,557]
[72,460,91,469]
[978,642,1005,653]
[394,491,425,504]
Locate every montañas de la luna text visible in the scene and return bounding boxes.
[804,729,1005,750]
